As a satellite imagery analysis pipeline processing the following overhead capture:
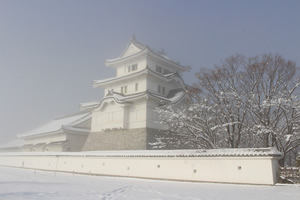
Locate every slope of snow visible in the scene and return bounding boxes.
[0,166,299,200]
[17,112,91,138]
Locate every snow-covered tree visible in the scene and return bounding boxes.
[155,100,225,149]
[156,54,300,165]
[241,54,300,165]
[156,55,251,149]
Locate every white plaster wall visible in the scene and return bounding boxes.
[0,153,279,185]
[91,102,125,131]
[92,100,149,131]
[127,100,147,129]
[104,78,147,96]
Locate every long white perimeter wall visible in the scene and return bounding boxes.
[0,148,282,185]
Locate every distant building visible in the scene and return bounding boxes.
[0,38,189,152]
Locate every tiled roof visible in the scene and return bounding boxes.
[0,148,282,158]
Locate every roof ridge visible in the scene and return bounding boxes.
[54,110,90,120]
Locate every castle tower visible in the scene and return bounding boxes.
[82,39,189,150]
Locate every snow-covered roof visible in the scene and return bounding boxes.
[93,89,187,111]
[0,148,282,158]
[105,39,188,72]
[150,90,187,104]
[79,100,100,111]
[17,112,91,138]
[93,67,184,88]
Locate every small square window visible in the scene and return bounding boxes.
[132,64,138,71]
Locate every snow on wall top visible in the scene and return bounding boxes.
[0,147,282,158]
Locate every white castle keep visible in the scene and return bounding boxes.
[1,38,190,152]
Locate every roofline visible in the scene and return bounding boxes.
[17,129,64,139]
[93,90,188,111]
[54,110,91,120]
[18,126,90,139]
[93,67,185,88]
[106,47,189,72]
[79,101,100,111]
[17,112,91,139]
[118,39,146,58]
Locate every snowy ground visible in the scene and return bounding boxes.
[0,166,299,200]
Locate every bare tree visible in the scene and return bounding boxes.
[241,54,300,165]
[155,54,300,165]
[193,55,250,148]
[155,55,251,149]
[155,100,225,149]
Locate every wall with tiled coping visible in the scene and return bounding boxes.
[0,148,281,185]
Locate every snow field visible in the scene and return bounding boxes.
[0,166,299,200]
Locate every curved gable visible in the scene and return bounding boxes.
[121,42,143,58]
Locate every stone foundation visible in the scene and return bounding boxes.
[82,128,161,151]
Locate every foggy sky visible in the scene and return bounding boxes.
[1,0,300,143]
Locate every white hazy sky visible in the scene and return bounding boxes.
[1,0,300,143]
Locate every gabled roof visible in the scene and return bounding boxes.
[119,39,146,58]
[17,111,91,139]
[105,39,189,72]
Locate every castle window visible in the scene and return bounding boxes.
[156,65,162,73]
[128,64,138,73]
[121,86,127,94]
[132,64,138,71]
[158,85,165,95]
[135,83,139,91]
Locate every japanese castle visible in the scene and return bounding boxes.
[0,38,190,152]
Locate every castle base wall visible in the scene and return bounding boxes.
[82,128,160,151]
